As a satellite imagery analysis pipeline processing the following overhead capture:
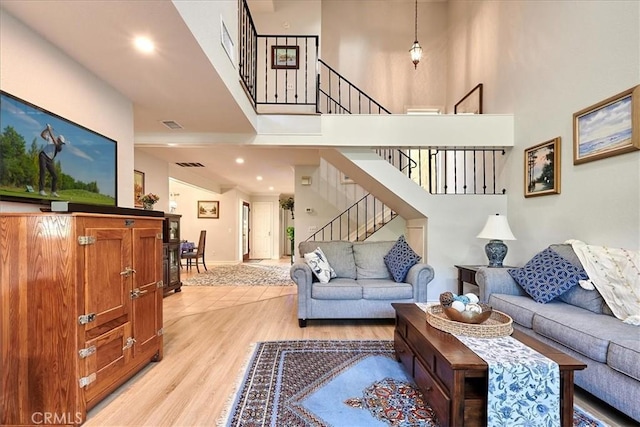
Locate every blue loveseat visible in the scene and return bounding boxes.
[290,240,435,327]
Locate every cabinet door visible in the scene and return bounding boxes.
[84,227,132,331]
[131,228,163,357]
[83,322,132,405]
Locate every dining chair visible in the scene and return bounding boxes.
[181,230,207,273]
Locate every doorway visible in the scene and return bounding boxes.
[242,202,250,261]
[251,201,273,259]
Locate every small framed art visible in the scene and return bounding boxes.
[454,83,483,114]
[573,85,639,165]
[524,137,561,198]
[271,46,299,69]
[134,170,144,207]
[198,200,219,219]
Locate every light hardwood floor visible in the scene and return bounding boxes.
[85,259,636,427]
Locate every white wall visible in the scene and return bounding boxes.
[169,179,281,263]
[170,179,238,264]
[447,1,640,262]
[0,10,134,210]
[321,0,449,114]
[134,149,170,212]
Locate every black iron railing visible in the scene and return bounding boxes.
[318,59,391,115]
[239,0,318,110]
[306,194,397,242]
[394,148,507,195]
[375,148,418,180]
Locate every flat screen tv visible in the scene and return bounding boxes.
[0,91,117,206]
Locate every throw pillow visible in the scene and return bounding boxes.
[383,235,422,283]
[508,247,589,303]
[304,247,336,284]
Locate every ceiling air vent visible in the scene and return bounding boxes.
[161,120,183,130]
[176,162,205,168]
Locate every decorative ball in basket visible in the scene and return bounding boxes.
[439,292,493,324]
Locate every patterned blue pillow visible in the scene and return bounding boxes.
[508,247,589,303]
[383,235,422,283]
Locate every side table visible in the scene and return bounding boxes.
[455,265,514,295]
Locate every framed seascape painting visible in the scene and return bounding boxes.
[454,83,483,114]
[524,137,561,198]
[198,200,219,219]
[573,85,639,165]
[0,91,117,205]
[271,46,299,70]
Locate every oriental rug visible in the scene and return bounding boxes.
[182,263,294,286]
[219,340,607,427]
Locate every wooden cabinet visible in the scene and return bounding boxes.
[0,212,163,425]
[162,214,182,294]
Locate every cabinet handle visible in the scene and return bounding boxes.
[131,288,149,299]
[425,386,432,392]
[123,337,137,350]
[120,267,136,277]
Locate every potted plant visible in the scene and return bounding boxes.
[280,197,294,219]
[286,226,295,264]
[139,193,159,210]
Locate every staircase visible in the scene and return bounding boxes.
[239,0,507,245]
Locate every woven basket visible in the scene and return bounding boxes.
[426,304,513,338]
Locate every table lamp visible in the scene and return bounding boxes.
[476,214,516,267]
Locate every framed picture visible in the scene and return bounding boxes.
[198,200,219,219]
[524,137,561,198]
[0,91,117,205]
[271,46,299,70]
[454,83,483,114]
[134,170,145,207]
[573,85,639,165]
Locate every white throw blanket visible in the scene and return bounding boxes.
[568,239,640,326]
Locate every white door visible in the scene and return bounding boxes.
[252,202,272,259]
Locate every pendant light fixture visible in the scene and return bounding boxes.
[409,0,423,69]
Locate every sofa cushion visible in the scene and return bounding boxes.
[353,241,394,280]
[303,247,336,284]
[311,278,361,300]
[383,235,421,283]
[608,339,640,381]
[508,247,588,303]
[488,294,542,329]
[358,279,413,300]
[299,241,356,279]
[531,303,627,362]
[549,244,608,314]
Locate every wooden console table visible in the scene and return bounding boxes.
[393,303,586,427]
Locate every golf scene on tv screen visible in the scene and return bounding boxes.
[0,91,117,205]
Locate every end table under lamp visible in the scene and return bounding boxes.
[477,214,516,267]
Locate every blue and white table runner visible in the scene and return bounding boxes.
[454,334,560,427]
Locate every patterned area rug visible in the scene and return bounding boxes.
[220,340,608,427]
[182,263,294,286]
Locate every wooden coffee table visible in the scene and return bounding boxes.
[393,303,586,427]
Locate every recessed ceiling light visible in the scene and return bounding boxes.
[134,36,155,54]
[269,186,274,191]
[256,176,263,181]
[236,158,244,164]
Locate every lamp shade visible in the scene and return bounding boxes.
[476,214,516,241]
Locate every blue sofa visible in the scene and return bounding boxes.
[290,240,435,327]
[476,244,640,422]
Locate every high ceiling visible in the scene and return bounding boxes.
[1,0,319,195]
